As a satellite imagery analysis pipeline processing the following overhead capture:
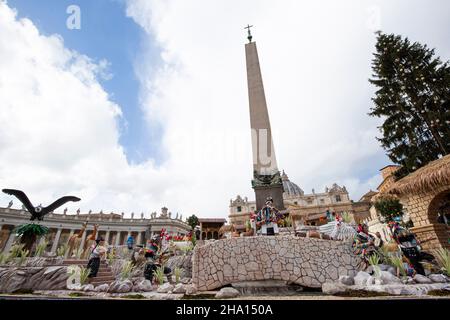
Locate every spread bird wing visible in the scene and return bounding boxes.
[42,196,81,216]
[2,189,35,214]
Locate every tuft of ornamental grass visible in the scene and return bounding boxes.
[56,244,68,257]
[120,261,135,280]
[174,267,184,283]
[181,244,193,255]
[341,212,352,223]
[0,252,8,265]
[17,249,29,266]
[34,240,48,257]
[434,248,450,276]
[9,244,25,259]
[389,255,407,278]
[79,266,91,285]
[368,253,381,277]
[153,265,165,285]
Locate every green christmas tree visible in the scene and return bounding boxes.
[186,214,199,230]
[369,32,450,178]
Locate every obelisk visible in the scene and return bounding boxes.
[245,26,284,211]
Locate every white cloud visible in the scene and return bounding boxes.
[124,0,449,210]
[0,0,448,218]
[0,2,165,215]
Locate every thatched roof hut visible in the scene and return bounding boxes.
[218,224,235,235]
[387,154,450,196]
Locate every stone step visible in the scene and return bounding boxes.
[90,275,115,282]
[90,280,114,286]
[62,264,112,271]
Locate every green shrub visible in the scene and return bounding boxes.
[14,224,49,237]
[190,233,197,247]
[374,196,403,221]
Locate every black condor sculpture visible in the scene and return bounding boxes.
[2,188,80,221]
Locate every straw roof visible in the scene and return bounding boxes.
[218,224,235,234]
[387,154,450,195]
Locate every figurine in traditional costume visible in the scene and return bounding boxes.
[143,241,172,283]
[388,221,435,275]
[255,197,280,236]
[86,237,107,281]
[352,223,376,269]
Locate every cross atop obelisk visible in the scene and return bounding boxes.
[244,24,253,43]
[245,34,285,211]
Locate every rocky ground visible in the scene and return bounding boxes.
[322,265,450,296]
[2,255,449,300]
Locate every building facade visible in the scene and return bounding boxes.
[229,171,370,230]
[198,218,227,240]
[386,154,450,251]
[0,206,191,254]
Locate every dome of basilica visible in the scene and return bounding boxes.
[281,170,304,197]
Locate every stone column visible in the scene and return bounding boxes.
[200,222,203,240]
[79,228,88,252]
[115,231,121,246]
[0,224,3,251]
[126,231,131,245]
[3,227,17,253]
[104,230,110,245]
[136,232,142,245]
[51,228,62,253]
[64,230,75,258]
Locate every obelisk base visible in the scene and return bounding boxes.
[253,184,285,211]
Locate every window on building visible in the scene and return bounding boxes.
[294,201,298,205]
[335,195,341,202]
[237,206,242,212]
[320,199,325,204]
[307,200,313,205]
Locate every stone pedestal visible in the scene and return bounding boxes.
[254,184,285,211]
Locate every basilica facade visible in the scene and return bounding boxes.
[229,171,371,230]
[0,206,191,255]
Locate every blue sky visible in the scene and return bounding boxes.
[8,0,162,164]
